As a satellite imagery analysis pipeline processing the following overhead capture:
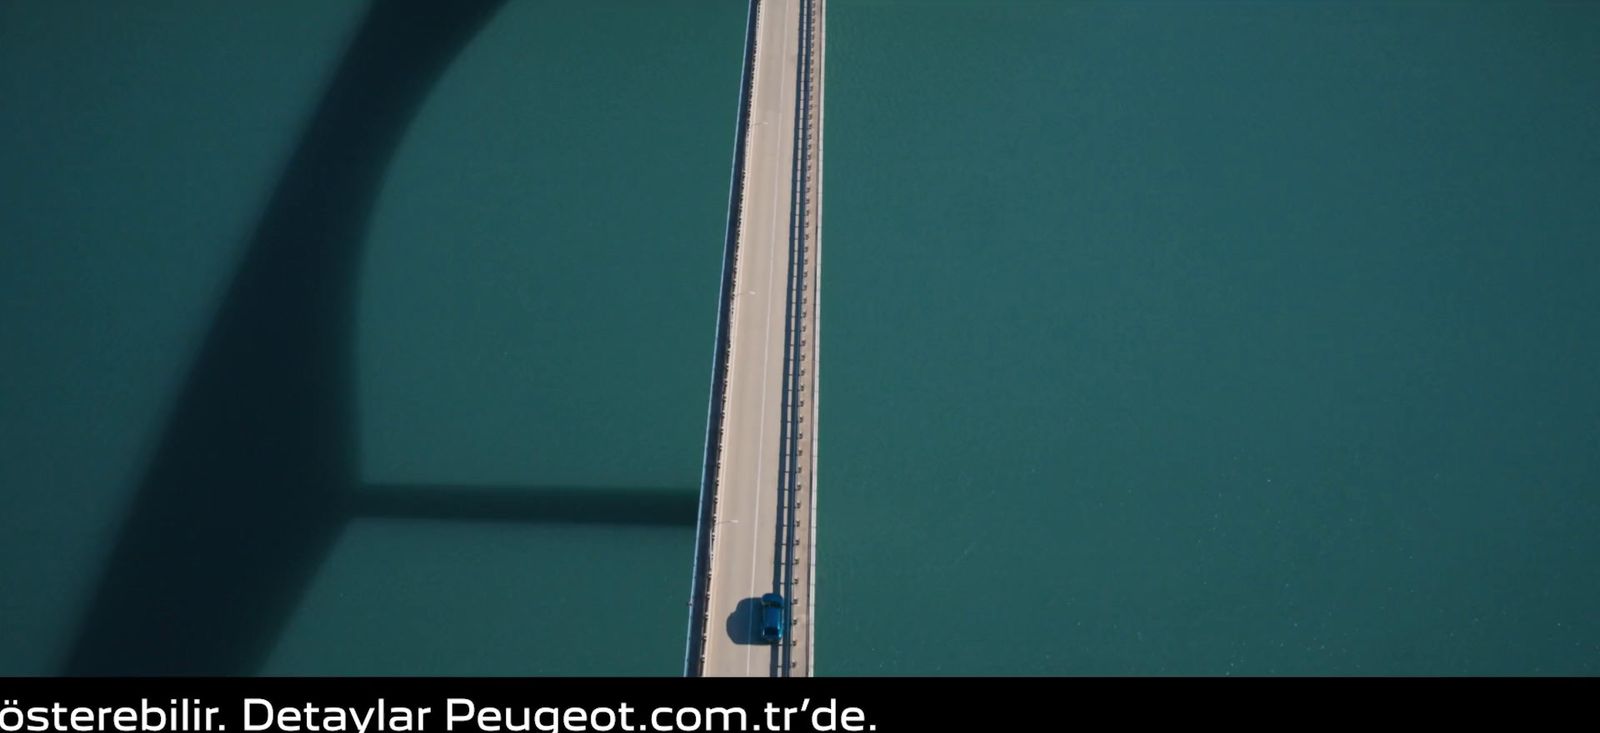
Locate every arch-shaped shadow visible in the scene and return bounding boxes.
[61,0,514,676]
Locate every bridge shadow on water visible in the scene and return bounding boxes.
[357,485,698,527]
[62,0,695,676]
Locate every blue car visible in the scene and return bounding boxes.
[759,592,787,644]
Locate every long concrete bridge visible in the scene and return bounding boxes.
[685,0,825,678]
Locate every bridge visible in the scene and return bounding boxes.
[686,0,825,677]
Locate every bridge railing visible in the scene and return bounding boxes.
[776,0,820,677]
[686,0,765,678]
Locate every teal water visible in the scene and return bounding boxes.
[5,0,1598,677]
[819,0,1600,674]
[1,1,743,674]
[279,0,746,675]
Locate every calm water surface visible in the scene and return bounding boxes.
[3,0,1597,676]
[818,0,1600,675]
[1,0,744,675]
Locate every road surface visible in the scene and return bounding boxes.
[688,0,823,678]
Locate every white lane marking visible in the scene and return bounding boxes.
[743,0,796,678]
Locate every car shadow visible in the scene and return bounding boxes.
[724,596,766,645]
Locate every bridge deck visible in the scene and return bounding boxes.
[689,0,823,677]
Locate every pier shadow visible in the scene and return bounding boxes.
[56,0,587,676]
[357,484,699,527]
